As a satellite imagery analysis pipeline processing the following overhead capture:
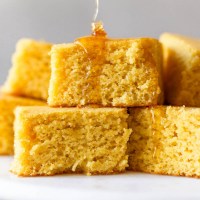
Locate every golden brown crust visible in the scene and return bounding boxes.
[10,168,125,177]
[49,102,158,109]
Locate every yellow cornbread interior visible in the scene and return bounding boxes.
[2,39,52,100]
[11,106,131,176]
[160,33,200,106]
[128,106,200,177]
[48,38,163,107]
[0,94,45,155]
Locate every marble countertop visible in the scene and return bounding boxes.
[0,156,200,200]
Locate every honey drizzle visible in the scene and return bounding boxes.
[75,21,107,105]
[93,0,99,22]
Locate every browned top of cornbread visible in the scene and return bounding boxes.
[160,33,200,52]
[2,39,52,100]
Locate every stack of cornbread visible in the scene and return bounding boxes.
[1,23,200,177]
[10,22,164,176]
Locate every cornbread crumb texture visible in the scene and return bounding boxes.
[48,38,163,107]
[128,106,200,177]
[11,107,131,176]
[0,94,45,155]
[160,33,200,106]
[2,39,52,100]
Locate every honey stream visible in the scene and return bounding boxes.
[93,0,99,22]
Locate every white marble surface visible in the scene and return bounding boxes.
[1,157,200,200]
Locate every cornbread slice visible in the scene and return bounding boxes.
[128,106,200,177]
[0,94,45,155]
[2,39,52,100]
[11,106,131,176]
[48,37,163,107]
[160,33,200,106]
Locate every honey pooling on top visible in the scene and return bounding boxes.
[91,21,107,37]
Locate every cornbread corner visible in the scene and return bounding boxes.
[2,39,52,100]
[0,93,45,155]
[128,106,200,178]
[48,37,163,107]
[160,33,200,107]
[11,106,131,176]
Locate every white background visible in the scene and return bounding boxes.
[0,0,200,84]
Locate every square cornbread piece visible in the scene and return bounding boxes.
[160,33,200,106]
[11,106,131,176]
[128,106,200,178]
[48,37,163,107]
[2,39,52,100]
[0,93,45,155]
